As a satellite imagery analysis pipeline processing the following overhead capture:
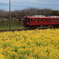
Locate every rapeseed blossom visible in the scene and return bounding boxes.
[0,29,59,59]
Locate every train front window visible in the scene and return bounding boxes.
[24,18,30,22]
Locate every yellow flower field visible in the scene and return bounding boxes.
[0,29,59,59]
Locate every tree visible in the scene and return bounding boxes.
[51,10,59,16]
[39,8,52,16]
[0,9,7,23]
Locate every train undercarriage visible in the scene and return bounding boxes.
[24,25,59,29]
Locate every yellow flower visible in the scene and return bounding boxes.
[0,29,59,59]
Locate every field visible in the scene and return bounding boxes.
[0,29,59,59]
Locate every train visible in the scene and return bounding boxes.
[23,15,59,28]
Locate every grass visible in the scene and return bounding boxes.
[0,20,25,30]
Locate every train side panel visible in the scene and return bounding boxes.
[23,16,59,28]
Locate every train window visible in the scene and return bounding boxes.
[56,19,59,22]
[40,19,44,22]
[49,19,53,22]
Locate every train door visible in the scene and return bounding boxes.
[30,18,35,26]
[35,18,39,25]
[30,18,39,26]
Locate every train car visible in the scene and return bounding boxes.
[23,16,59,28]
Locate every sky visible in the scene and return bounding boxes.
[0,0,59,11]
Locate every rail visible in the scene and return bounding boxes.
[0,27,58,32]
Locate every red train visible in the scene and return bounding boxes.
[23,16,59,28]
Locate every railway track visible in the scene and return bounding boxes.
[0,27,58,32]
[0,28,47,32]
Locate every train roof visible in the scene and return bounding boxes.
[24,16,59,19]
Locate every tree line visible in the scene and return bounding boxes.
[0,7,59,24]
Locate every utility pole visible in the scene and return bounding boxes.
[9,0,11,29]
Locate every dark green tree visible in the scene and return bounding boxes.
[51,10,59,16]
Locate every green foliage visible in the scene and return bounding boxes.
[0,20,25,30]
[51,10,59,16]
